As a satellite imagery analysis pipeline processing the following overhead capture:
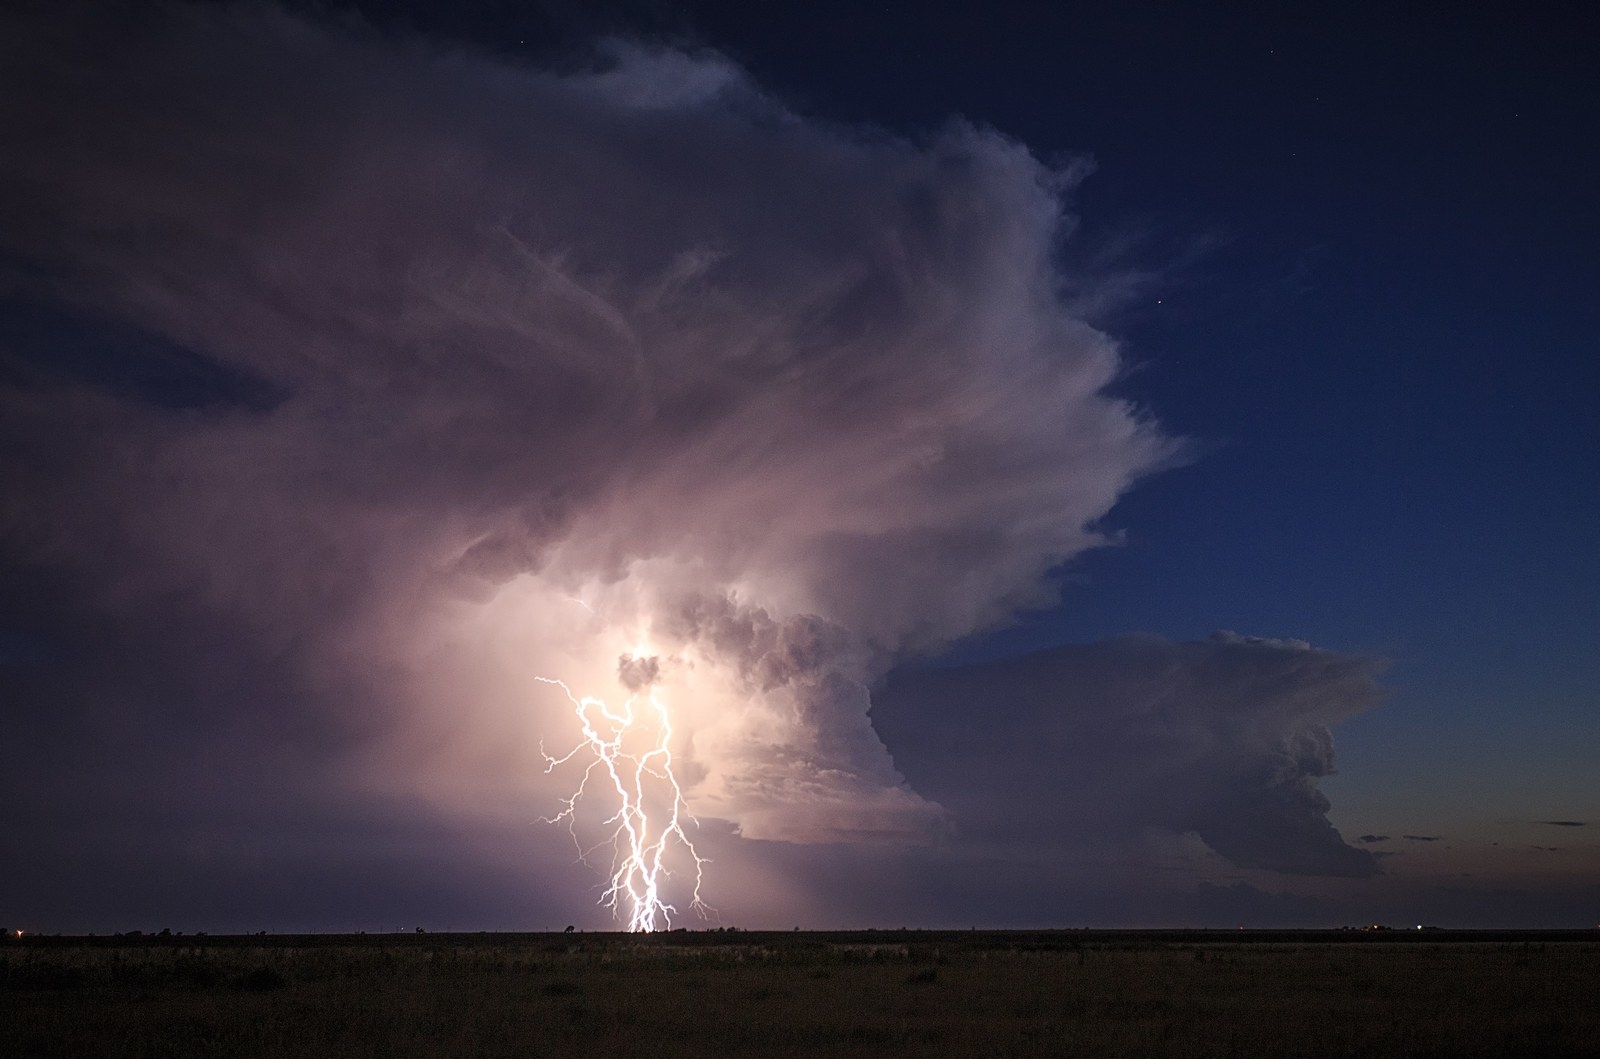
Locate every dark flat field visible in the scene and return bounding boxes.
[5,930,1598,1057]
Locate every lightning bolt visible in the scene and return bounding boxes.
[536,671,709,932]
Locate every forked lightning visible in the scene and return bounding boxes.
[536,672,707,931]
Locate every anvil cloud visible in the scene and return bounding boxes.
[0,3,1381,926]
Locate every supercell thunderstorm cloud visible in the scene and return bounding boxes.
[0,4,1385,929]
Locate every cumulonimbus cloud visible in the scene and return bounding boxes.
[875,632,1387,877]
[0,3,1176,852]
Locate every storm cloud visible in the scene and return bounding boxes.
[0,0,1178,903]
[874,632,1387,877]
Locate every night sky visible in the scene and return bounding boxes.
[2,1,1595,932]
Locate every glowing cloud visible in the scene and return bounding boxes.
[0,5,1176,925]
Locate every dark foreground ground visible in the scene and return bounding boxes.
[4,929,1598,1057]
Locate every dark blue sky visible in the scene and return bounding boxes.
[2,0,1594,930]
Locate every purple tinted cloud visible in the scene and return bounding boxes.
[0,0,1186,924]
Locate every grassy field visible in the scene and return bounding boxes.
[4,930,1598,1057]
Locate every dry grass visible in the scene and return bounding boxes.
[4,931,1598,1057]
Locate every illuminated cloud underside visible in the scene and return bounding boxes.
[0,6,1186,919]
